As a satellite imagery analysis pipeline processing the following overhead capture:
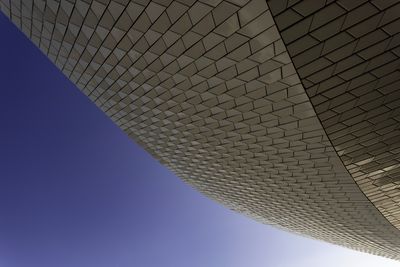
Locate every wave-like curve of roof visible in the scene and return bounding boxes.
[1,0,400,259]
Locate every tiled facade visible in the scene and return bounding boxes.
[268,0,400,230]
[1,0,400,259]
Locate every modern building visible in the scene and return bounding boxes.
[1,0,400,259]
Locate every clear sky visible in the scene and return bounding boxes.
[0,12,399,267]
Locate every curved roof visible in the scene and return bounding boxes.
[268,0,400,230]
[1,0,399,259]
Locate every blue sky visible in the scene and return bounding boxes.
[0,12,399,267]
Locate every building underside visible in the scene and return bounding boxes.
[1,0,400,259]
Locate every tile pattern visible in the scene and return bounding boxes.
[2,0,400,259]
[268,0,400,230]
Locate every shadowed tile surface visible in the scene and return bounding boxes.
[268,0,400,230]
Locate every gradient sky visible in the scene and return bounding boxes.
[0,12,399,267]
